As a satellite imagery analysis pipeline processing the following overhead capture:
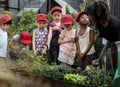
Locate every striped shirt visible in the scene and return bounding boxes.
[59,29,76,57]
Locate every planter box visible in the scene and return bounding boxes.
[51,79,92,87]
[11,69,93,87]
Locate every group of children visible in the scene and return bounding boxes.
[0,6,95,70]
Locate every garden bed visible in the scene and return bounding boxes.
[11,69,93,87]
[10,55,113,87]
[51,79,92,87]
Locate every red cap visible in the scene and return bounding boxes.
[0,14,12,23]
[51,6,62,13]
[76,11,86,22]
[62,14,73,25]
[36,13,47,21]
[20,31,32,44]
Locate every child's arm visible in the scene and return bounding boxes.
[74,29,82,57]
[41,45,48,55]
[32,30,37,55]
[94,32,100,41]
[9,39,21,53]
[83,29,94,56]
[75,40,81,56]
[52,26,62,32]
[47,27,52,49]
[58,30,74,44]
[58,37,72,44]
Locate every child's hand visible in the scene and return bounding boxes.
[12,46,21,54]
[74,37,78,42]
[67,38,75,42]
[33,50,37,56]
[71,38,75,42]
[52,26,60,31]
[80,53,86,58]
[42,49,47,55]
[15,46,21,51]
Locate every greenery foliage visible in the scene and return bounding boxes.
[66,5,70,14]
[90,25,102,59]
[17,55,113,87]
[47,12,53,22]
[0,1,113,86]
[17,9,37,33]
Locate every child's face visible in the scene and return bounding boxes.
[64,24,72,31]
[1,24,11,31]
[52,11,62,22]
[78,14,89,26]
[37,21,47,29]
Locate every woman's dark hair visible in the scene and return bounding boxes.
[85,0,110,22]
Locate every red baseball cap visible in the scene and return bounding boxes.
[0,14,12,24]
[36,13,47,21]
[62,14,73,25]
[76,11,86,22]
[20,31,32,44]
[51,6,62,13]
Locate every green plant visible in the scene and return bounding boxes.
[33,55,48,68]
[92,26,102,59]
[84,65,113,87]
[64,74,86,84]
[66,5,70,14]
[38,65,75,79]
[17,9,37,33]
[71,13,78,29]
[18,9,36,26]
[17,54,48,75]
[47,12,53,22]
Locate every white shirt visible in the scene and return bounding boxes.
[0,28,8,58]
[78,27,95,55]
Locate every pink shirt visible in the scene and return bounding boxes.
[59,29,76,57]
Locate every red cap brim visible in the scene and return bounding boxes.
[63,22,73,25]
[21,40,32,44]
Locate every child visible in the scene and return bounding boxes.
[0,14,12,68]
[9,30,32,60]
[32,13,48,56]
[75,11,95,70]
[47,6,63,64]
[58,14,76,67]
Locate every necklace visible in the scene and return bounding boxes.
[79,27,87,36]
